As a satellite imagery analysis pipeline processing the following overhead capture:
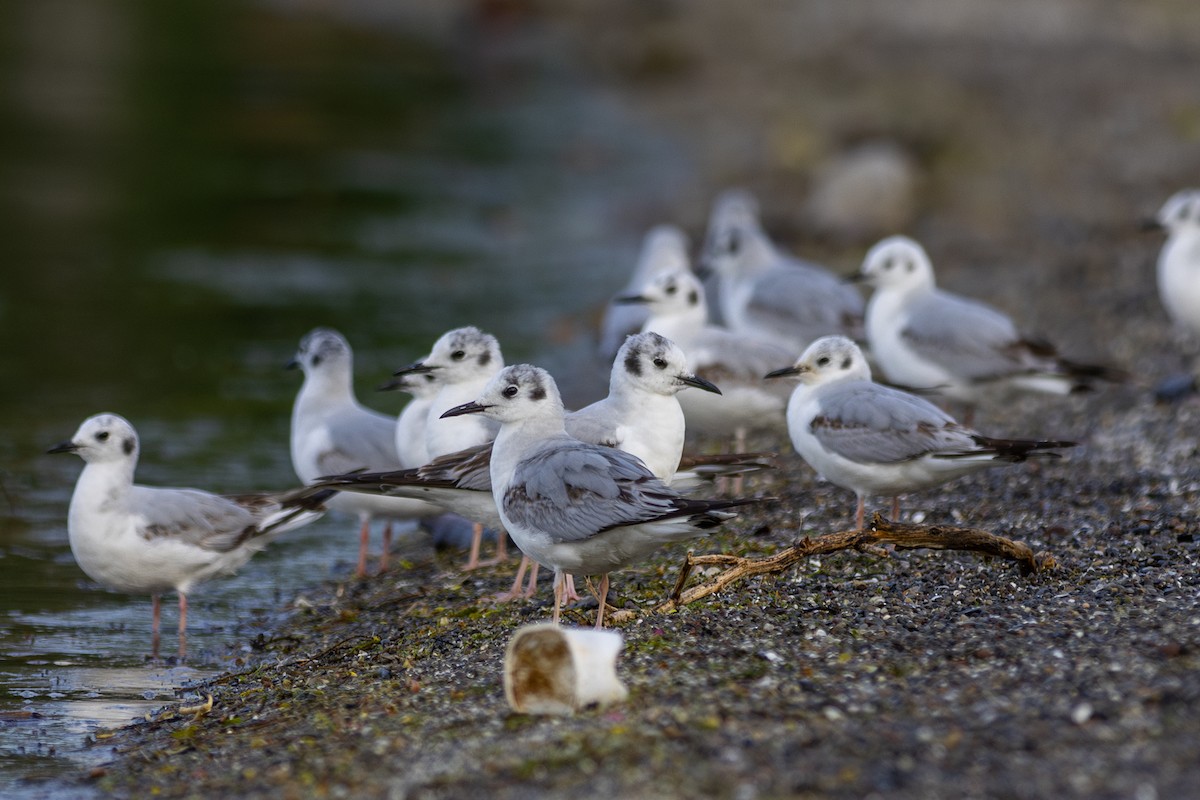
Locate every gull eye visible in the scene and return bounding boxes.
[664,283,677,296]
[727,229,741,255]
[652,357,667,370]
[451,350,466,361]
[502,385,519,398]
[883,257,895,270]
[95,431,110,442]
[311,355,323,367]
[816,356,831,367]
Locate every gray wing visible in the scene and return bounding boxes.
[900,290,1035,381]
[565,403,622,449]
[131,486,261,552]
[744,262,865,340]
[811,381,979,464]
[503,441,679,543]
[316,406,401,474]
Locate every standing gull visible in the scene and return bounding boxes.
[597,225,692,360]
[49,413,328,659]
[289,328,440,576]
[378,369,443,469]
[699,188,864,351]
[618,268,794,440]
[1149,189,1200,337]
[765,336,1075,529]
[858,236,1122,408]
[442,364,756,628]
[392,326,505,568]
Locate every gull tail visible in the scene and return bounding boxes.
[674,496,769,529]
[960,435,1077,463]
[673,451,777,490]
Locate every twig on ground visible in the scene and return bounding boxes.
[655,513,1057,614]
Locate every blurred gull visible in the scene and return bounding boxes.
[617,268,794,440]
[289,328,440,576]
[49,413,329,659]
[1149,189,1200,337]
[858,236,1122,408]
[392,326,506,568]
[765,336,1075,529]
[441,364,756,628]
[597,225,692,359]
[699,188,864,351]
[378,368,443,469]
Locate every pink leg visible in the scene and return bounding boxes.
[552,572,564,625]
[151,594,161,659]
[564,573,581,603]
[462,523,484,570]
[855,496,866,530]
[493,555,532,602]
[356,516,371,578]
[891,496,901,522]
[379,521,393,573]
[523,560,540,598]
[593,574,610,629]
[474,530,510,568]
[177,594,188,661]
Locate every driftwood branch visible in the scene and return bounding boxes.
[654,513,1057,614]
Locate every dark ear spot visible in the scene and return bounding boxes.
[840,357,852,370]
[530,384,547,401]
[687,290,699,306]
[623,349,643,377]
[123,437,136,455]
[478,350,491,367]
[905,262,915,273]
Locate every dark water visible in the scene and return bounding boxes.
[0,3,690,795]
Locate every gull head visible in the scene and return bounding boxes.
[764,335,871,386]
[859,235,935,292]
[615,331,720,397]
[399,326,502,385]
[48,413,139,464]
[698,188,766,278]
[288,328,352,376]
[616,270,706,320]
[377,368,441,398]
[440,364,563,425]
[1152,189,1200,235]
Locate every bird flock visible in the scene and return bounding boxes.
[50,187,1197,657]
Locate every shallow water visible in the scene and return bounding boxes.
[0,3,690,795]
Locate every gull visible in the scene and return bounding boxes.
[1149,189,1200,337]
[698,188,864,351]
[597,225,692,359]
[441,364,756,628]
[617,268,794,440]
[288,328,440,576]
[316,332,750,602]
[392,326,506,569]
[378,369,442,469]
[49,413,329,659]
[765,336,1075,529]
[858,236,1123,409]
